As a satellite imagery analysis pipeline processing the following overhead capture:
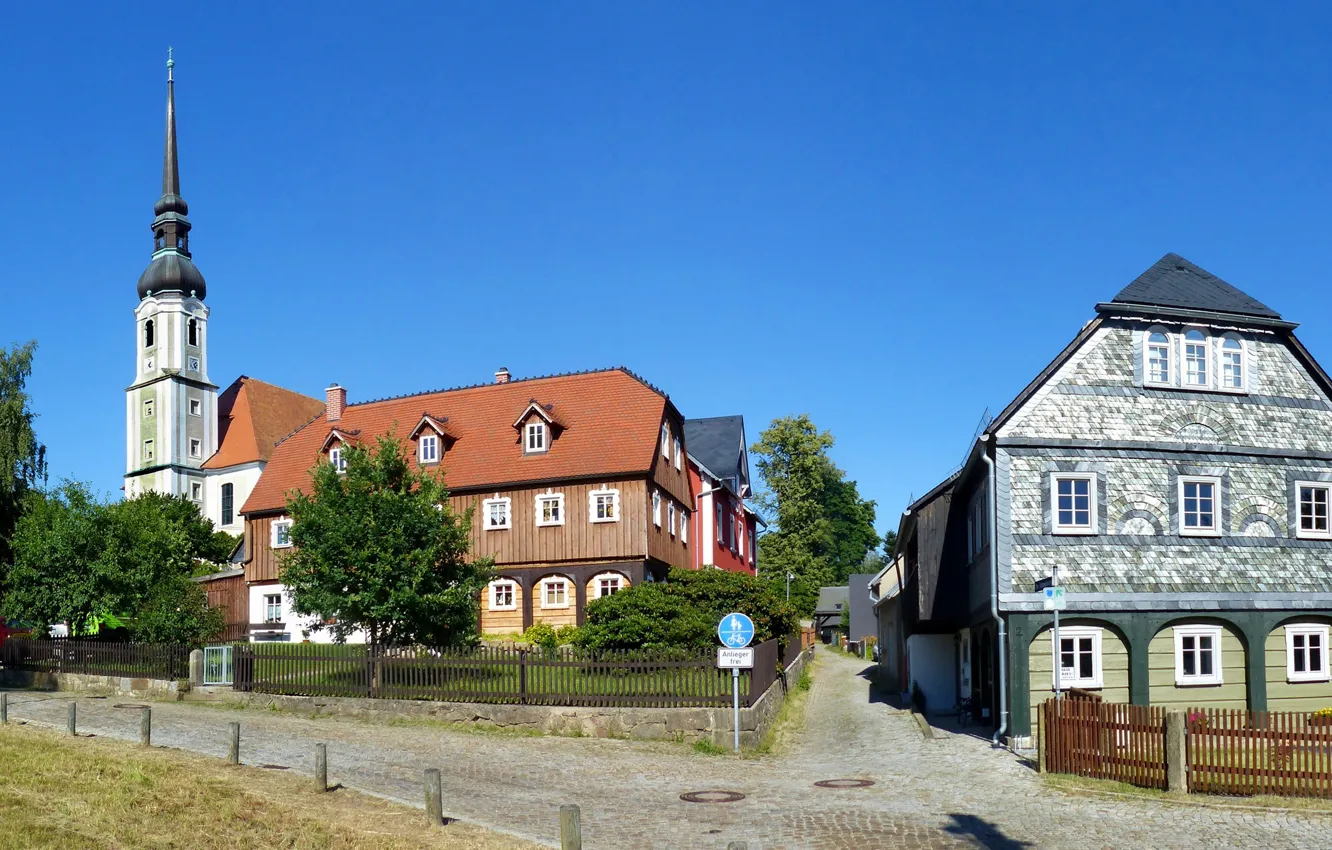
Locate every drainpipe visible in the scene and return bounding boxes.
[980,434,1008,746]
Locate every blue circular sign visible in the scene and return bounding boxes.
[717,612,755,648]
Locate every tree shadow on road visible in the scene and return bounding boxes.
[856,664,903,707]
[942,813,1033,849]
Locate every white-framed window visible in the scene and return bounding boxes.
[589,489,619,523]
[1174,625,1223,686]
[488,580,517,611]
[536,493,564,527]
[188,398,201,417]
[716,501,725,547]
[1286,624,1330,683]
[668,502,676,536]
[190,481,202,501]
[1221,336,1244,390]
[1178,476,1221,536]
[681,509,688,543]
[188,356,201,372]
[1145,330,1171,386]
[592,572,625,599]
[673,437,681,470]
[526,421,546,453]
[189,438,202,459]
[144,398,155,418]
[271,518,293,548]
[143,439,155,462]
[1297,482,1332,540]
[483,497,511,530]
[329,447,347,473]
[1052,626,1103,689]
[749,526,756,564]
[967,491,988,559]
[1184,329,1209,387]
[541,577,570,609]
[661,424,670,456]
[419,434,439,464]
[653,491,662,527]
[1051,473,1096,535]
[264,594,283,623]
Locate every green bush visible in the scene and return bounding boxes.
[575,569,797,652]
[522,622,558,649]
[554,624,581,645]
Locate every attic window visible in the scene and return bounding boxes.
[673,437,681,470]
[1146,331,1170,385]
[661,424,670,456]
[329,447,347,473]
[419,434,440,464]
[526,421,547,454]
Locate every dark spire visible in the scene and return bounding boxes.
[138,49,206,300]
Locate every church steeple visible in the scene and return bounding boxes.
[137,49,207,301]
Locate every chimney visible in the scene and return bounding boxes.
[326,383,346,421]
[494,367,511,384]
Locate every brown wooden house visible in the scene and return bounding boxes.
[237,367,694,640]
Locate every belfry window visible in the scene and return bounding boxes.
[144,320,155,348]
[155,230,164,250]
[188,318,198,346]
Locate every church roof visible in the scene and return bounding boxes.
[1109,253,1280,319]
[202,377,325,470]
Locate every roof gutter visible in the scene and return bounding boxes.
[1093,301,1297,331]
[980,434,1008,747]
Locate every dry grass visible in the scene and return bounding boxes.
[0,722,540,849]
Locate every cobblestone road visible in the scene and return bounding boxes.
[5,649,1330,848]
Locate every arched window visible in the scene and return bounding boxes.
[1146,331,1170,385]
[1184,329,1208,387]
[155,229,164,250]
[144,319,155,348]
[1221,336,1244,389]
[187,318,198,346]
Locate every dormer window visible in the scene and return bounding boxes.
[1184,329,1208,387]
[187,318,198,346]
[526,421,547,453]
[144,319,155,349]
[329,447,346,473]
[1221,336,1244,390]
[1146,331,1170,385]
[661,424,670,456]
[419,434,440,464]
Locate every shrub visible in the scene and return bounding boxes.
[659,568,798,643]
[522,622,558,650]
[576,584,713,651]
[554,624,580,645]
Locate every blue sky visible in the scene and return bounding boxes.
[4,3,1332,538]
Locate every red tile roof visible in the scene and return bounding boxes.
[241,368,675,515]
[203,376,325,470]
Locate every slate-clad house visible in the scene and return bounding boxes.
[684,415,763,574]
[895,254,1332,744]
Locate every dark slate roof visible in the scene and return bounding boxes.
[815,586,849,614]
[1111,253,1280,319]
[685,415,746,482]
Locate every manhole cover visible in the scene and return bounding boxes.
[680,790,746,803]
[113,703,150,710]
[814,778,875,788]
[259,764,290,771]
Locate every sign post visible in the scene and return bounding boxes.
[717,613,756,753]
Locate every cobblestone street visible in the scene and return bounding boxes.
[4,648,1330,848]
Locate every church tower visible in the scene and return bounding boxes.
[125,53,217,506]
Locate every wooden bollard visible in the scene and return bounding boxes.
[1,692,7,724]
[140,707,151,747]
[315,743,328,792]
[559,804,582,850]
[227,721,240,764]
[67,701,77,736]
[424,768,443,825]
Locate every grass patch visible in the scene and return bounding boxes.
[692,737,728,755]
[754,656,817,756]
[1044,772,1332,814]
[0,722,538,849]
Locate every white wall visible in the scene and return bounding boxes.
[907,634,956,715]
[205,463,263,534]
[247,583,366,644]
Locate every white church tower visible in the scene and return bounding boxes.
[125,54,218,506]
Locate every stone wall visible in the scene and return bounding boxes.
[199,646,812,748]
[0,669,185,701]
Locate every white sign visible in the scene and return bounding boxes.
[717,648,755,669]
[1043,587,1067,611]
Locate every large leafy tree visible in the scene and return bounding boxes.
[279,434,490,647]
[4,482,105,634]
[750,414,880,612]
[0,341,47,570]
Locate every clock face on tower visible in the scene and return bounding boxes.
[188,356,201,372]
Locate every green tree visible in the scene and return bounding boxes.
[883,529,899,560]
[3,482,107,634]
[750,414,879,611]
[130,577,225,646]
[279,434,490,647]
[0,341,47,570]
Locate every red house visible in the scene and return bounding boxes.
[684,416,764,574]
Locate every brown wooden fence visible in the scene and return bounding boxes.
[1042,697,1167,789]
[1,639,191,681]
[234,637,803,708]
[1188,707,1332,798]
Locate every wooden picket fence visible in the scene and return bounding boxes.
[1042,697,1167,789]
[1,639,191,681]
[1188,707,1332,798]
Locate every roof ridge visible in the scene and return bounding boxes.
[349,366,668,409]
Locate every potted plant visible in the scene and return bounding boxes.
[1308,707,1332,728]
